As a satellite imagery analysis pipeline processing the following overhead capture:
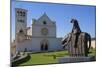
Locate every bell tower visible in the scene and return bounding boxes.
[15,8,27,42]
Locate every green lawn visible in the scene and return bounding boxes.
[88,48,96,56]
[19,50,68,65]
[19,49,96,65]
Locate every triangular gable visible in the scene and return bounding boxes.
[36,13,55,25]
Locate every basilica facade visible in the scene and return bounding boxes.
[15,8,62,52]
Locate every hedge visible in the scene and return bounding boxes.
[12,53,31,66]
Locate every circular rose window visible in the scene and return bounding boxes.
[41,28,48,35]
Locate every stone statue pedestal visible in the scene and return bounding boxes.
[57,56,94,63]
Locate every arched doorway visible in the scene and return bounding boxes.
[40,39,49,51]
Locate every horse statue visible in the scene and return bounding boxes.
[62,19,91,57]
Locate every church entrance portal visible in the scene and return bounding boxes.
[40,39,48,51]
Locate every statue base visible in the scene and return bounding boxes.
[57,56,95,63]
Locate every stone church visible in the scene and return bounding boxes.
[15,8,62,52]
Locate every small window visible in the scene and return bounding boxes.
[43,21,46,25]
[20,11,23,16]
[17,11,20,16]
[19,29,23,33]
[23,12,25,17]
[17,19,24,23]
[17,11,19,14]
[17,11,19,13]
[20,20,24,22]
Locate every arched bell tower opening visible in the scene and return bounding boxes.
[40,39,49,51]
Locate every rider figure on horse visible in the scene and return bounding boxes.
[71,18,81,34]
[70,18,82,48]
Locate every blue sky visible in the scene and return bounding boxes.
[11,1,96,41]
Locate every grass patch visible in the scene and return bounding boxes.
[88,48,96,56]
[19,49,96,65]
[19,50,68,65]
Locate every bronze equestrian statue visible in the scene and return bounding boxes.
[62,19,91,57]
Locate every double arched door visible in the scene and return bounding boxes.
[40,39,49,51]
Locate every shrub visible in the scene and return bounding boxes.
[12,53,31,66]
